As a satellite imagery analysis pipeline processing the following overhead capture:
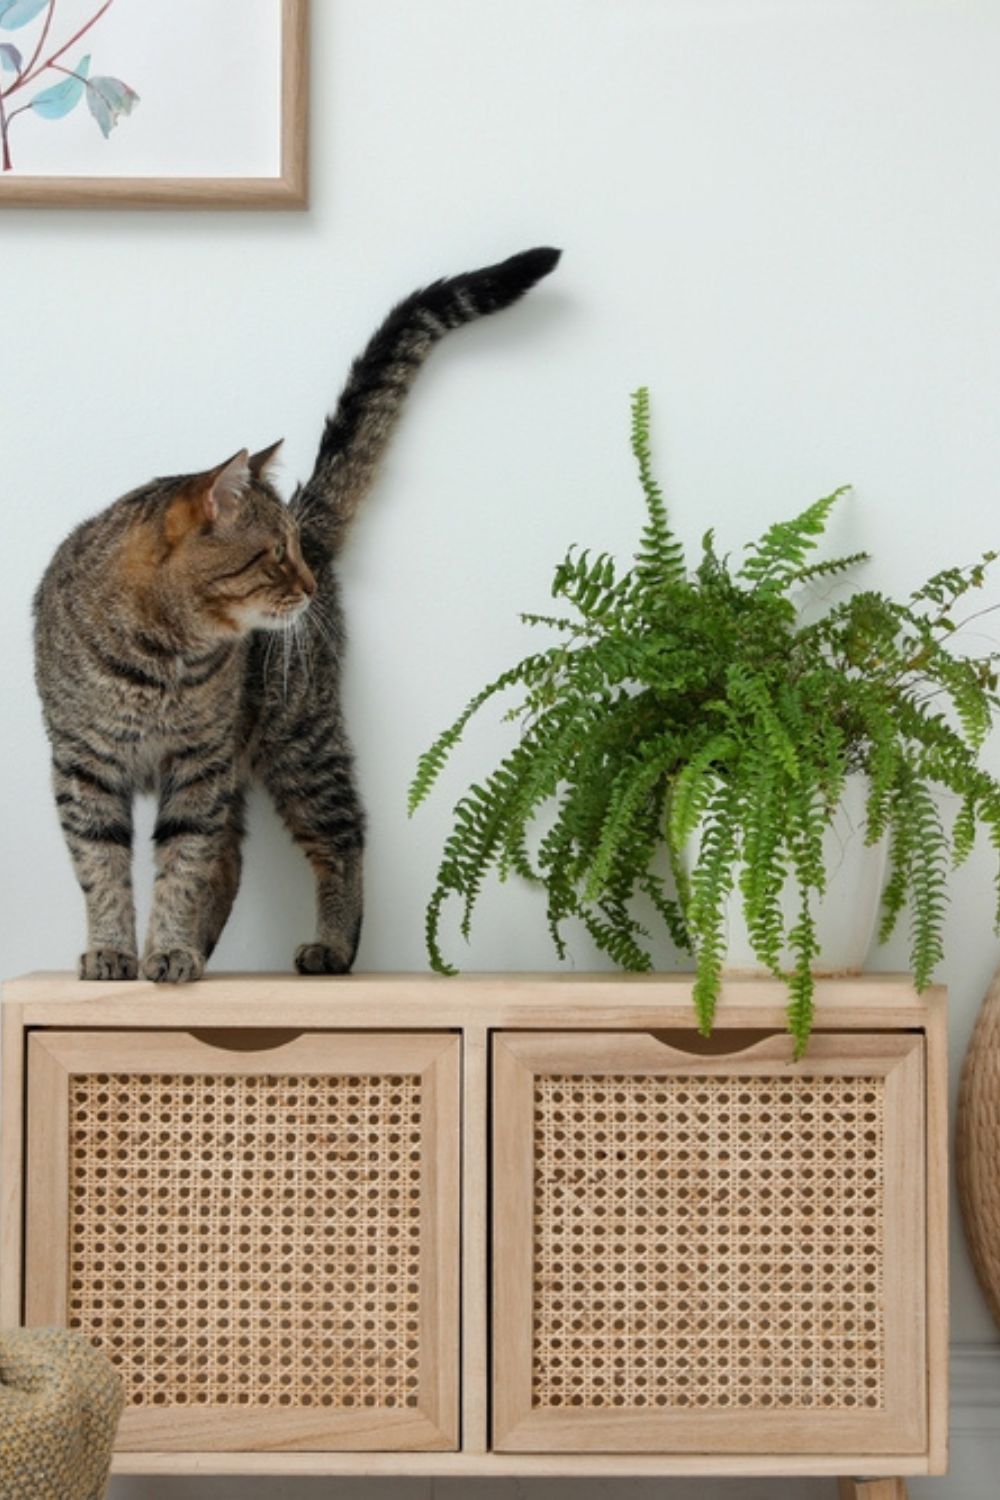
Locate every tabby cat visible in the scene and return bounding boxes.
[34,246,560,982]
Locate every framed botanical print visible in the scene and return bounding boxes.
[0,0,307,207]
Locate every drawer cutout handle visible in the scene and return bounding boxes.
[188,1028,305,1052]
[647,1028,783,1057]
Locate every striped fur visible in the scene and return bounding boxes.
[33,247,560,982]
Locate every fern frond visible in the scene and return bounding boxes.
[518,611,588,634]
[952,792,977,868]
[739,486,851,595]
[735,748,787,972]
[637,871,692,953]
[905,778,948,989]
[790,551,870,587]
[785,895,820,1058]
[552,547,632,623]
[725,664,800,781]
[879,776,916,945]
[585,737,679,901]
[667,734,734,846]
[631,387,686,586]
[911,549,999,611]
[581,902,654,972]
[687,782,739,1036]
[408,651,559,814]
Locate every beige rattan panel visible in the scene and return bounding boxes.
[492,1031,926,1454]
[25,1030,460,1451]
[67,1069,423,1413]
[532,1072,884,1414]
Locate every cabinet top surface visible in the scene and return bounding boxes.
[1,971,944,1030]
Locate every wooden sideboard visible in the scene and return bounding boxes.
[0,972,947,1494]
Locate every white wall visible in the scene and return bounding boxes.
[2,1,999,1494]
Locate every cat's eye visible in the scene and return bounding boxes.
[273,542,286,562]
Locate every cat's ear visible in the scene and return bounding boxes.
[248,439,283,479]
[166,450,250,543]
[198,449,251,522]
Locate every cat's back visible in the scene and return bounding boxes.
[33,482,180,721]
[34,484,156,625]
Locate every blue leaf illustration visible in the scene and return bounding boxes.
[86,75,139,139]
[30,53,90,120]
[0,0,50,31]
[0,41,21,72]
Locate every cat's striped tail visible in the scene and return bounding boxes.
[290,246,561,564]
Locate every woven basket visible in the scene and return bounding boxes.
[0,1328,123,1500]
[957,961,1000,1333]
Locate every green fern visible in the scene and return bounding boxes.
[738,487,852,595]
[410,390,1000,1049]
[631,386,686,587]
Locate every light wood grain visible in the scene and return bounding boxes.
[22,1029,460,1453]
[0,971,945,1477]
[492,1036,536,1447]
[0,1001,23,1326]
[117,1408,451,1452]
[24,1034,70,1325]
[461,1025,489,1452]
[493,1030,927,1455]
[498,1028,921,1076]
[27,1028,452,1076]
[924,988,949,1474]
[880,1039,926,1453]
[110,1451,931,1477]
[3,970,943,1036]
[4,969,941,1003]
[278,0,309,205]
[419,1034,461,1448]
[0,0,308,209]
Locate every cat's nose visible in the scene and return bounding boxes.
[300,567,317,598]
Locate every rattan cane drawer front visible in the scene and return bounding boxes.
[25,1031,460,1452]
[492,1032,926,1455]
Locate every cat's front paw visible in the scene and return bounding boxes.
[79,949,138,981]
[142,947,205,984]
[294,942,354,975]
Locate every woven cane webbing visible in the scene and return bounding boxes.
[66,1071,423,1411]
[532,1073,885,1412]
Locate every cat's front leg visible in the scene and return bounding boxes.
[143,761,239,983]
[51,757,138,980]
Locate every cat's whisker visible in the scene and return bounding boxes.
[304,613,335,654]
[300,616,317,682]
[291,615,309,685]
[262,628,280,684]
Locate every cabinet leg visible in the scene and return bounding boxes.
[838,1481,909,1500]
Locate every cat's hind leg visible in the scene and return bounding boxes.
[259,738,364,974]
[295,846,363,975]
[200,784,248,959]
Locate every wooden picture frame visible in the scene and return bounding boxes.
[0,0,308,209]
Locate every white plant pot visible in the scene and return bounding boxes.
[686,773,888,976]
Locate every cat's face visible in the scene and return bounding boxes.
[150,447,317,638]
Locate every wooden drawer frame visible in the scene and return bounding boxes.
[493,1031,926,1455]
[24,1030,460,1453]
[0,971,947,1481]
